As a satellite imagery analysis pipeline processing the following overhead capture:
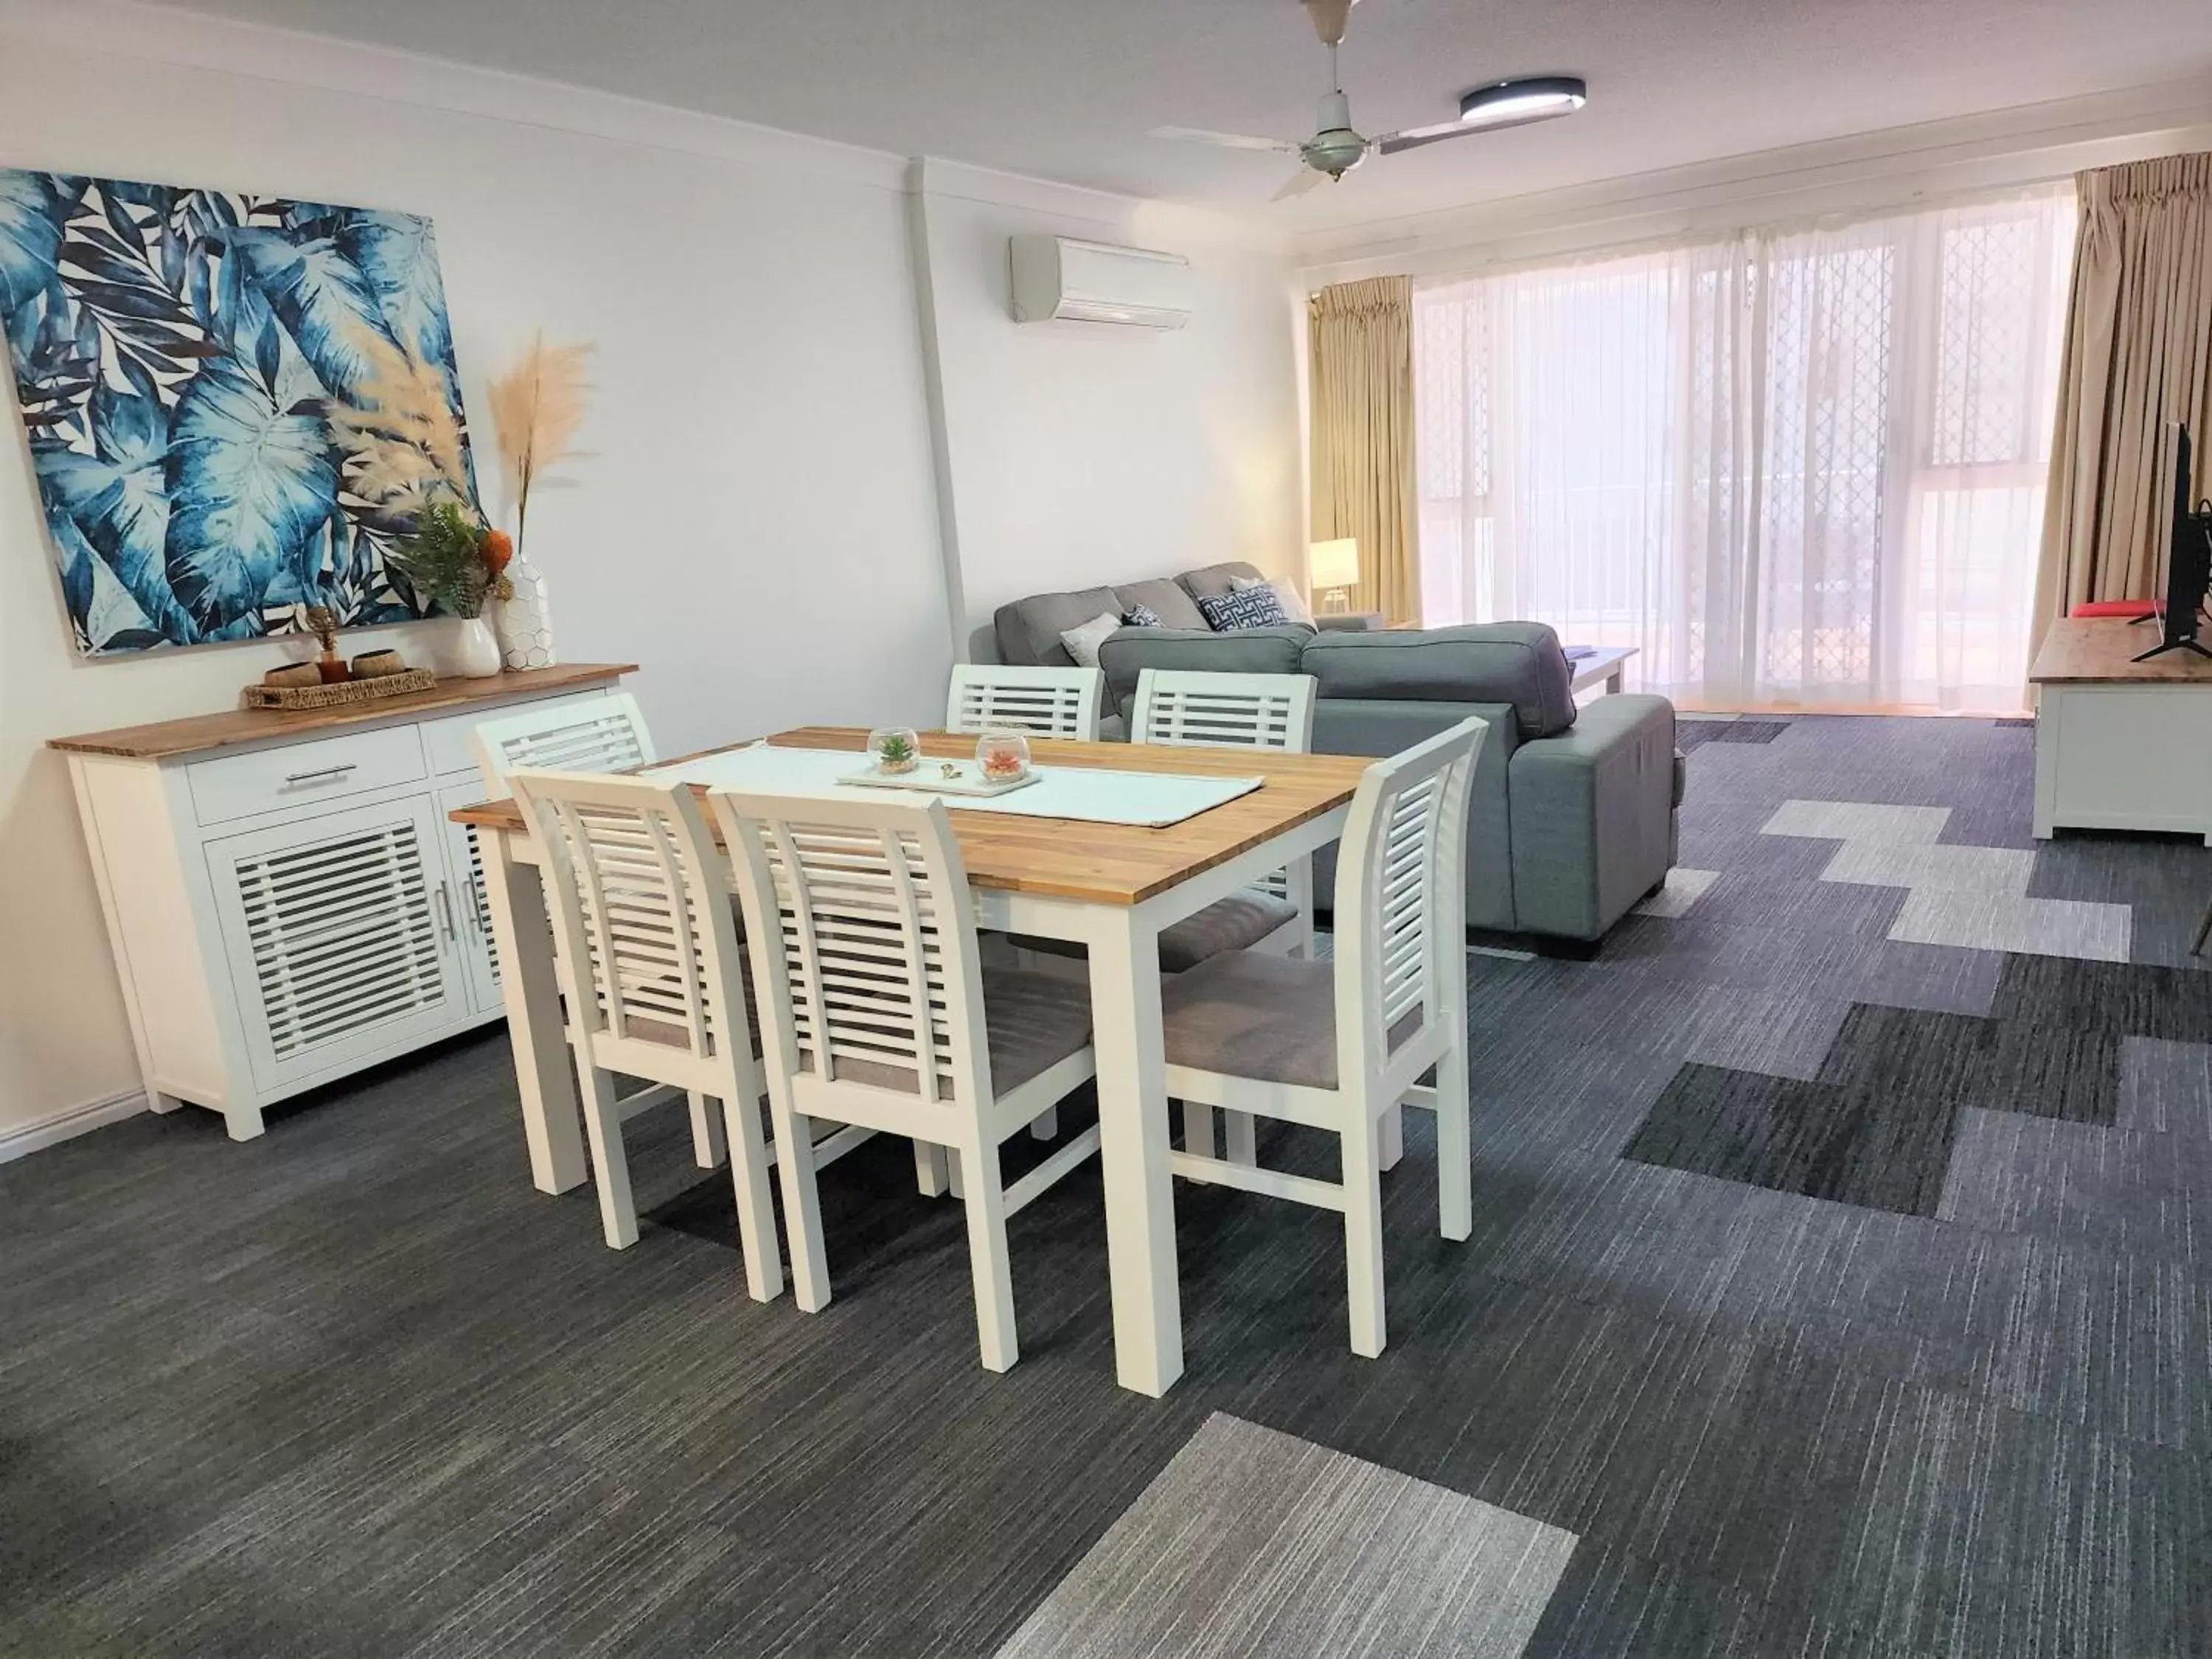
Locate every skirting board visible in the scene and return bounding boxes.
[0,1088,147,1164]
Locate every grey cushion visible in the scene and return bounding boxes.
[799,966,1091,1097]
[994,585,1124,667]
[1096,627,1312,722]
[1300,624,1578,739]
[1161,950,1418,1090]
[1158,891,1300,973]
[1175,560,1265,601]
[1113,577,1208,632]
[1009,891,1298,975]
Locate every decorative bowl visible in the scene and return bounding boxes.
[867,726,922,774]
[975,728,1032,783]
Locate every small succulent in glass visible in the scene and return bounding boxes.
[976,728,1032,783]
[868,726,921,774]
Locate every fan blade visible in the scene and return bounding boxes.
[1272,167,1331,201]
[1375,107,1581,156]
[1150,125,1301,154]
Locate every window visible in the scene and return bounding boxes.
[1413,187,2076,709]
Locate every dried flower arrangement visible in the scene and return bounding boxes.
[487,332,594,560]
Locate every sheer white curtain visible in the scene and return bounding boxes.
[1413,186,2077,709]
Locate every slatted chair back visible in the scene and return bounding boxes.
[1331,717,1484,1089]
[1131,669,1316,754]
[471,692,655,792]
[945,665,1104,741]
[1133,669,1318,905]
[711,790,991,1113]
[507,769,747,1082]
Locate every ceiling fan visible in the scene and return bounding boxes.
[1152,0,1587,200]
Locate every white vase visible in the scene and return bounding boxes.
[445,616,504,678]
[493,554,557,672]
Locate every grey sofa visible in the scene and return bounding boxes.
[994,562,1681,944]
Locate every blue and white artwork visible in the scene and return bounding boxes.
[0,170,475,654]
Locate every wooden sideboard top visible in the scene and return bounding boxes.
[2029,618,2212,684]
[48,664,639,760]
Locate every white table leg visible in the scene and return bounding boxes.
[479,831,588,1194]
[1086,916,1183,1397]
[1605,668,1624,694]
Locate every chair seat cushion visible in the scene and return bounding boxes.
[1158,891,1300,973]
[1161,951,1340,1088]
[801,967,1091,1098]
[1161,950,1419,1090]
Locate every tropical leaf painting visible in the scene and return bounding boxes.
[0,169,476,655]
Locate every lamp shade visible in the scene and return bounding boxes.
[1309,537,1360,591]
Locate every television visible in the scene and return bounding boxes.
[2135,422,2212,662]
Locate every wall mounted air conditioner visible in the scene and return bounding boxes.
[1009,235,1192,330]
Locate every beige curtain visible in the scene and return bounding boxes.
[1309,276,1419,624]
[2034,152,2212,652]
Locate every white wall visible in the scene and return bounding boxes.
[0,4,1305,1148]
[0,2,954,1144]
[913,160,1304,658]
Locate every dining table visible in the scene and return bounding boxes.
[450,724,1374,1397]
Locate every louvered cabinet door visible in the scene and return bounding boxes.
[204,797,471,1096]
[437,779,504,1015]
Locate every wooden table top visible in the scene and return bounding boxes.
[452,725,1374,905]
[48,664,638,759]
[2029,617,2212,684]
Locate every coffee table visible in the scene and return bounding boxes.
[1568,645,1635,694]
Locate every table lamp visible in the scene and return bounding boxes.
[1309,538,1360,613]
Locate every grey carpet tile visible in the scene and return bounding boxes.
[1938,1107,2212,1269]
[2121,1037,2212,1140]
[1848,939,2006,1018]
[13,712,2212,1657]
[1624,1063,1961,1216]
[994,1413,1577,1659]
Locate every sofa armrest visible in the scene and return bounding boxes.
[1313,612,1379,632]
[1506,694,1676,940]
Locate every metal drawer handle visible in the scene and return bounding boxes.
[435,882,457,942]
[283,762,359,785]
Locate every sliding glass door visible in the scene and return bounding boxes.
[1413,186,2075,709]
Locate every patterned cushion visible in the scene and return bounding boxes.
[1197,585,1292,632]
[1122,604,1164,627]
[1231,574,1315,628]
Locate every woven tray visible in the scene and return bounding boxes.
[243,667,437,710]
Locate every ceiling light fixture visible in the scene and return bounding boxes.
[1458,76,1588,128]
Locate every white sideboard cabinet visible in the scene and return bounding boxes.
[52,665,635,1141]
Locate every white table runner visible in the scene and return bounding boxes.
[641,745,1264,828]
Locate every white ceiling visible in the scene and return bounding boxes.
[137,0,2212,229]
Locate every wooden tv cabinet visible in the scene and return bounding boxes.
[2029,617,2212,842]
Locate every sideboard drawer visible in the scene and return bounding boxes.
[189,726,428,827]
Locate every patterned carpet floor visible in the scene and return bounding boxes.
[4,714,2211,1657]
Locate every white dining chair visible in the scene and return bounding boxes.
[505,769,873,1284]
[472,695,727,1176]
[470,690,658,785]
[708,786,1102,1372]
[1131,669,1318,967]
[1153,717,1484,1359]
[945,664,1104,741]
[1132,668,1321,1164]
